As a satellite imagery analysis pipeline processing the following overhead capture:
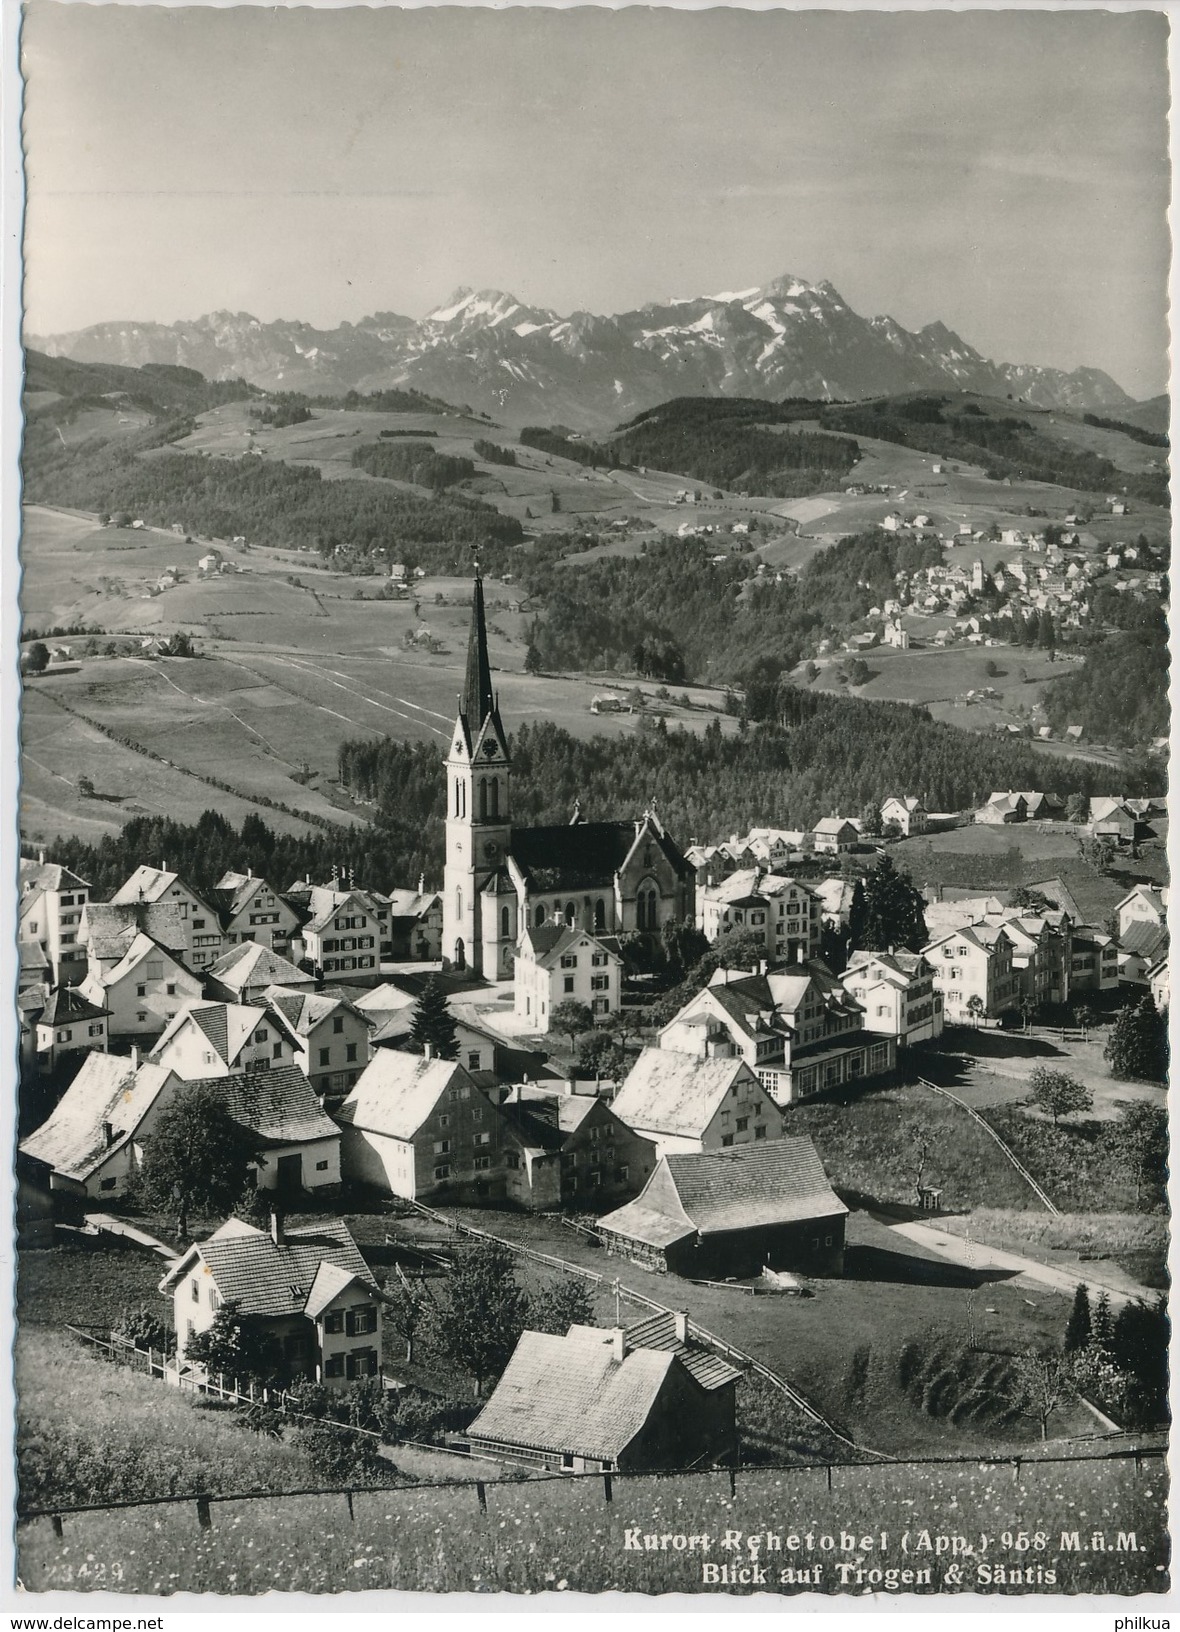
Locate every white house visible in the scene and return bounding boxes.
[609,1048,783,1161]
[696,870,821,965]
[79,932,204,1041]
[109,867,223,971]
[880,796,928,837]
[31,985,110,1075]
[291,887,383,977]
[210,871,300,954]
[18,858,91,986]
[923,924,1020,1023]
[514,923,623,1031]
[840,951,943,1047]
[20,1053,178,1199]
[812,818,859,855]
[151,1000,299,1078]
[263,987,371,1100]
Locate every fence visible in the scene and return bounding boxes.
[394,1199,885,1459]
[917,1078,1059,1214]
[20,1441,1165,1535]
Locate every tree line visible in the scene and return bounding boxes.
[351,439,476,491]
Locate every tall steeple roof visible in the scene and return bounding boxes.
[463,574,496,728]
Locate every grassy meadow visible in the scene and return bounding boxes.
[18,1453,1167,1596]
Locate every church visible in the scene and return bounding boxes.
[442,576,696,978]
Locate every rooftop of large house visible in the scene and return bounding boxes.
[335,1053,472,1140]
[206,941,312,992]
[33,985,110,1026]
[160,1218,377,1320]
[20,1054,174,1182]
[610,1049,754,1140]
[82,901,190,961]
[263,987,364,1038]
[182,1064,339,1147]
[153,1000,270,1066]
[20,858,89,895]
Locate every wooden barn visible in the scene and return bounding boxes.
[596,1137,847,1278]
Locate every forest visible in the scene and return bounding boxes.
[22,425,523,571]
[818,398,1170,509]
[351,440,476,491]
[520,527,943,684]
[23,350,254,424]
[1043,608,1169,747]
[1082,412,1169,450]
[518,426,620,468]
[608,397,860,497]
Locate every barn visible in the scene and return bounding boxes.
[596,1137,847,1278]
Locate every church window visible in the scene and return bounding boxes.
[594,898,606,931]
[636,881,659,931]
[455,886,462,922]
[490,778,500,819]
[565,901,576,926]
[478,778,488,820]
[501,906,510,939]
[534,904,546,929]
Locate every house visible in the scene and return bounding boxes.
[80,900,191,973]
[1069,926,1120,993]
[985,914,1072,1007]
[812,818,859,855]
[187,1064,342,1192]
[1148,953,1169,1013]
[466,1320,739,1473]
[597,1138,847,1279]
[880,796,928,837]
[288,886,383,977]
[840,951,943,1047]
[79,932,204,1041]
[923,924,1020,1023]
[978,792,1028,825]
[813,877,857,931]
[19,1052,178,1199]
[210,871,300,954]
[659,963,895,1106]
[1117,921,1169,988]
[109,867,223,971]
[336,1054,510,1203]
[151,1001,299,1078]
[383,886,443,960]
[1116,885,1169,941]
[18,857,92,985]
[263,987,371,1101]
[696,870,821,965]
[162,1216,382,1386]
[204,942,316,1007]
[495,1089,656,1211]
[1088,798,1148,845]
[30,985,110,1075]
[609,1048,783,1160]
[514,923,623,1031]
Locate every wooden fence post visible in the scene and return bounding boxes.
[346,1491,355,1522]
[826,1464,833,1493]
[1012,1458,1021,1484]
[728,1467,736,1499]
[196,1497,212,1530]
[475,1481,488,1515]
[50,1515,63,1538]
[603,1472,613,1504]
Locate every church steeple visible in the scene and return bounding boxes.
[462,573,496,730]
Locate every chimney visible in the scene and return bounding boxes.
[418,873,425,895]
[102,1120,114,1148]
[130,1044,140,1071]
[38,849,44,865]
[608,1327,627,1363]
[673,1310,688,1343]
[758,959,768,977]
[423,1041,433,1061]
[270,1211,284,1246]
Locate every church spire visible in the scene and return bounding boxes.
[462,570,495,728]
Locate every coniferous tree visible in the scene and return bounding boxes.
[1064,1284,1092,1353]
[1105,996,1167,1084]
[855,856,928,953]
[1091,1290,1115,1351]
[409,977,458,1060]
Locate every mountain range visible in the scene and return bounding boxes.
[28,273,1133,429]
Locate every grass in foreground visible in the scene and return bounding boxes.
[17,1456,1167,1597]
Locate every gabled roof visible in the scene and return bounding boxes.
[20,858,89,895]
[610,1048,754,1140]
[153,1000,268,1066]
[161,1218,375,1320]
[304,1259,369,1319]
[385,888,441,918]
[210,872,288,922]
[111,866,213,915]
[206,941,312,992]
[467,1325,676,1460]
[600,1139,846,1248]
[518,923,622,969]
[36,985,109,1026]
[1119,921,1169,960]
[882,794,924,813]
[813,816,856,835]
[82,901,189,961]
[305,889,382,936]
[1117,884,1169,917]
[509,814,691,892]
[843,950,927,990]
[336,1054,472,1140]
[92,931,194,992]
[262,986,364,1038]
[180,1064,339,1146]
[622,1311,743,1391]
[20,1055,175,1181]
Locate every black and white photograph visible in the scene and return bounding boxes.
[5,0,1173,1604]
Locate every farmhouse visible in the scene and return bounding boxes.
[79,932,204,1042]
[204,941,316,1006]
[210,870,300,954]
[109,867,224,971]
[263,987,371,1100]
[193,1064,342,1193]
[978,792,1028,825]
[443,573,694,978]
[19,858,91,986]
[336,1053,510,1203]
[466,1320,739,1472]
[597,1138,848,1279]
[151,1000,300,1078]
[609,1048,783,1160]
[20,1052,178,1198]
[880,795,928,837]
[162,1216,382,1386]
[513,922,623,1031]
[812,817,859,854]
[495,1088,656,1211]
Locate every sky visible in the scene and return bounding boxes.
[19,3,1172,398]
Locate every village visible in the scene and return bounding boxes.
[15,575,1169,1481]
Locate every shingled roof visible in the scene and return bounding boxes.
[509,815,692,893]
[160,1218,376,1320]
[335,1054,472,1140]
[623,1311,743,1392]
[20,1055,175,1182]
[468,1325,676,1461]
[610,1048,756,1140]
[206,942,311,994]
[181,1065,339,1147]
[82,902,189,962]
[35,986,109,1026]
[20,858,89,895]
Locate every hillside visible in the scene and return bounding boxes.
[28,272,1134,430]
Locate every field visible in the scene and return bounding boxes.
[18,1451,1167,1596]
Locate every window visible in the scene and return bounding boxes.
[615,1165,629,1183]
[563,976,574,994]
[166,982,176,997]
[439,1114,449,1128]
[136,1011,147,1024]
[346,1307,377,1337]
[272,1041,283,1059]
[590,975,609,992]
[475,1131,492,1147]
[346,1043,357,1063]
[755,1125,767,1140]
[736,1117,748,1132]
[191,1279,200,1303]
[136,985,147,998]
[473,1155,492,1171]
[505,1151,520,1170]
[315,1159,329,1172]
[501,905,510,939]
[721,1135,734,1147]
[333,1016,344,1034]
[434,1140,450,1155]
[57,1029,72,1044]
[433,1164,451,1180]
[319,1047,331,1067]
[145,960,164,981]
[324,1310,344,1335]
[325,1353,345,1378]
[88,1023,103,1037]
[210,1288,221,1311]
[468,1051,481,1070]
[594,899,606,931]
[193,918,205,930]
[100,1177,118,1192]
[560,954,577,970]
[254,1028,268,1044]
[535,904,546,929]
[561,1453,575,1470]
